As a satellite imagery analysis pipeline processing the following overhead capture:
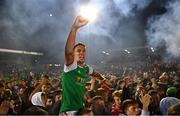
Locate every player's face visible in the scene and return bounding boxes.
[74,45,86,64]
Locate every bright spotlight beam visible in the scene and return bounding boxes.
[0,48,43,56]
[80,5,98,23]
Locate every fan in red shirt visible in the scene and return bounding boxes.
[111,90,123,115]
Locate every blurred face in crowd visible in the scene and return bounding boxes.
[85,84,91,90]
[51,79,60,89]
[124,76,132,86]
[114,96,121,105]
[143,72,149,79]
[55,94,61,102]
[19,88,25,95]
[125,104,140,116]
[41,84,51,94]
[74,45,86,65]
[97,99,105,107]
[0,86,4,93]
[7,82,12,89]
[11,81,16,87]
[10,98,22,114]
[92,98,106,115]
[102,90,109,103]
[20,80,26,87]
[46,98,53,107]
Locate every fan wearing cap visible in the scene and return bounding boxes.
[160,87,180,115]
[166,87,177,97]
[59,16,106,115]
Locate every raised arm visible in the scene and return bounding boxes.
[139,93,151,115]
[90,70,106,81]
[28,78,49,101]
[65,16,88,66]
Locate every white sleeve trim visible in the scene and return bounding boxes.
[88,65,94,75]
[140,110,149,116]
[64,61,77,72]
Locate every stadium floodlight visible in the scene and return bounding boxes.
[0,48,43,56]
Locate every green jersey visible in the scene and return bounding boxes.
[60,63,93,112]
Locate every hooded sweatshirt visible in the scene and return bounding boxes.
[31,92,45,107]
[160,97,180,115]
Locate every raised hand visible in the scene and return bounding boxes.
[72,16,89,29]
[139,92,151,111]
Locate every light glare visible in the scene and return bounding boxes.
[80,5,97,23]
[0,48,43,55]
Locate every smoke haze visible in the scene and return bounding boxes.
[0,0,179,65]
[146,0,180,57]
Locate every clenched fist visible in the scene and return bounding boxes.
[72,16,89,29]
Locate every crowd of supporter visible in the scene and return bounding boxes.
[0,61,180,115]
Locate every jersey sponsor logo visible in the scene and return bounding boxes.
[76,76,87,86]
[76,77,81,83]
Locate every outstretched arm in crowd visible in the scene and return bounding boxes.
[64,16,88,66]
[28,77,49,101]
[139,92,151,115]
[90,70,106,81]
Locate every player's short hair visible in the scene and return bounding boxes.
[73,43,86,50]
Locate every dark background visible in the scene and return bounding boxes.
[0,0,176,66]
